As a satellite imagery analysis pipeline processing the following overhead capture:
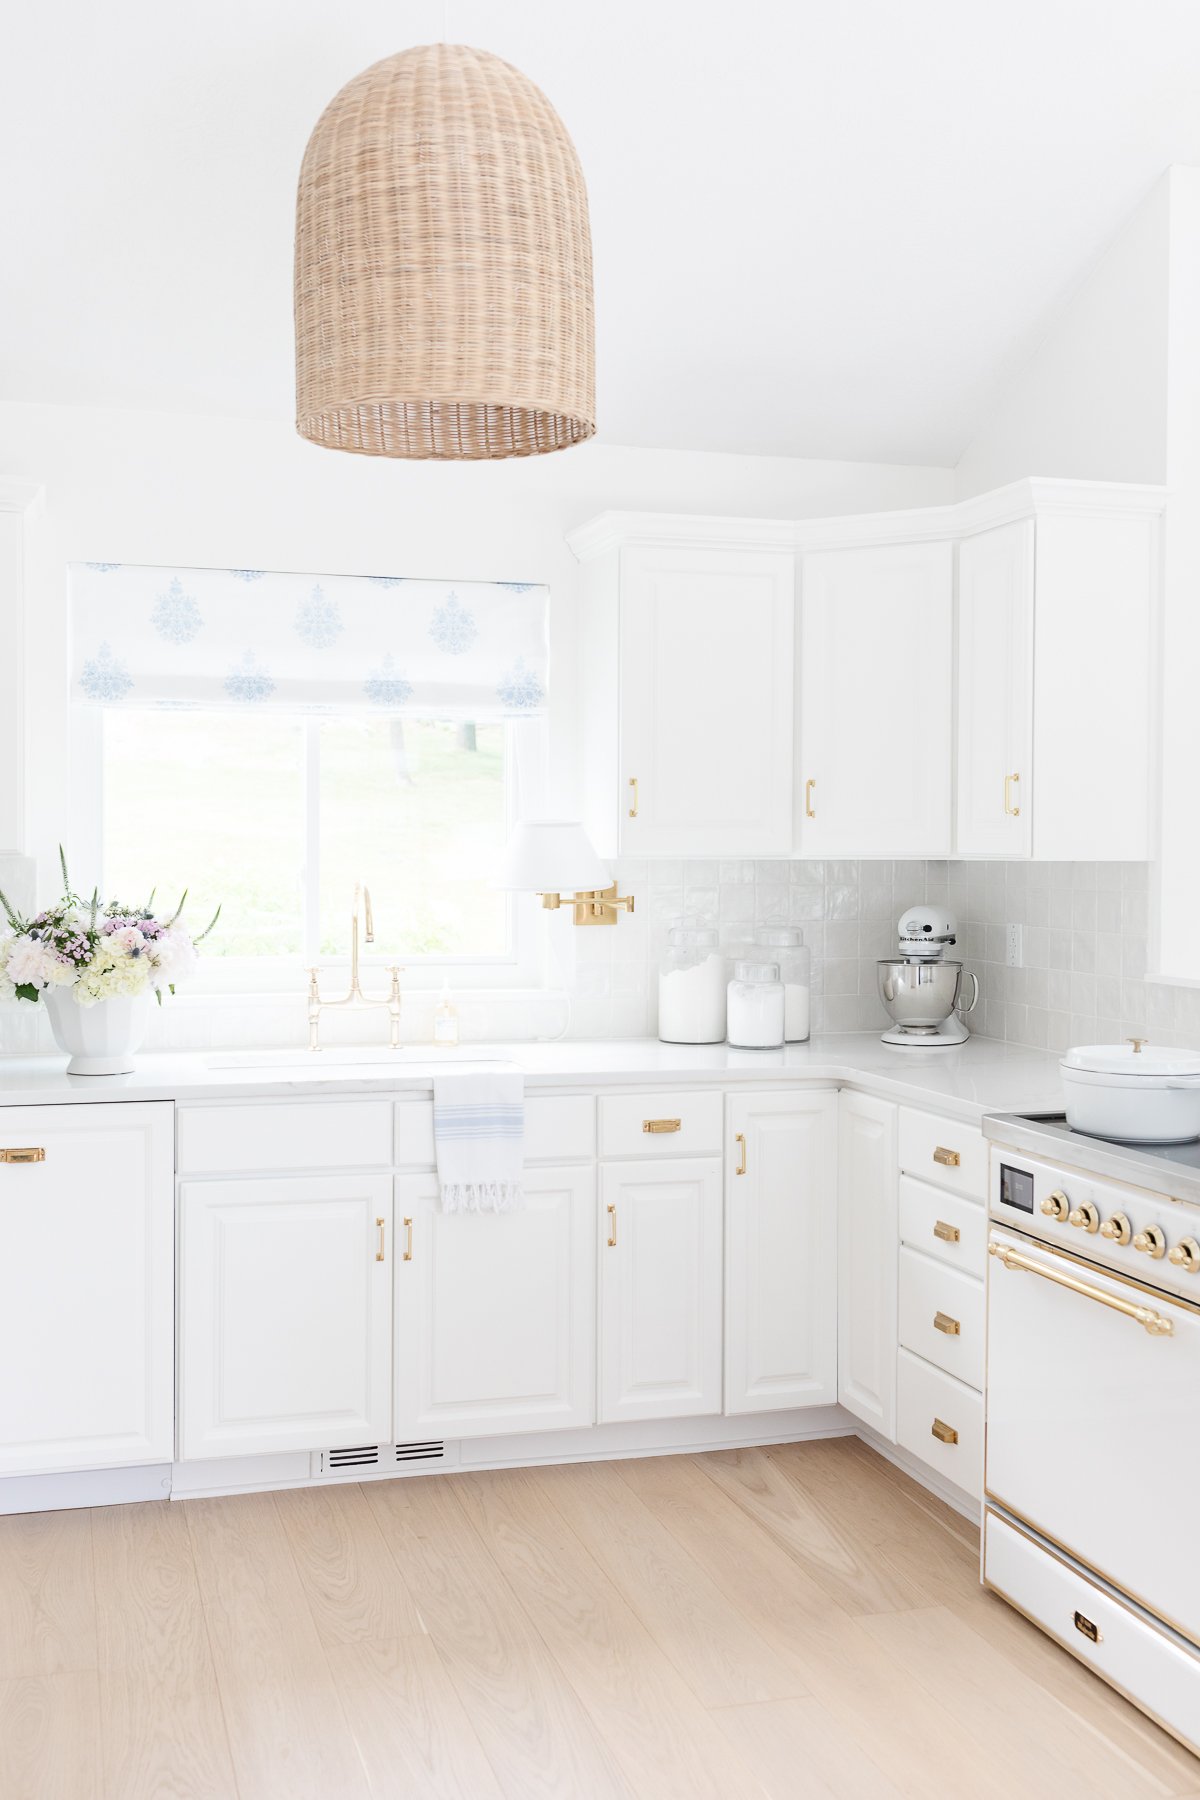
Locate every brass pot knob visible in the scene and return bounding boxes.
[1041,1191,1070,1221]
[1100,1213,1132,1245]
[1068,1202,1100,1234]
[1167,1236,1200,1273]
[1133,1225,1167,1260]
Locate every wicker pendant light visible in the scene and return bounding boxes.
[294,43,595,460]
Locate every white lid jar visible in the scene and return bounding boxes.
[657,927,726,1045]
[727,960,785,1049]
[754,927,811,1042]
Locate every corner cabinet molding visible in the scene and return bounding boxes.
[837,1090,899,1442]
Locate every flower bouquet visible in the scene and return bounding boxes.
[0,850,219,1074]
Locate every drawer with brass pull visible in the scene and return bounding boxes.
[897,1348,982,1500]
[898,1107,987,1201]
[599,1092,722,1159]
[899,1245,983,1388]
[898,1176,987,1274]
[0,1146,46,1164]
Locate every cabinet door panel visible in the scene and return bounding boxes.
[394,1166,595,1440]
[725,1091,837,1415]
[799,542,952,856]
[619,546,794,856]
[599,1158,722,1423]
[956,521,1034,857]
[837,1090,898,1440]
[0,1102,173,1476]
[179,1174,392,1459]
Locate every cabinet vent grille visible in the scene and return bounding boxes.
[313,1441,448,1478]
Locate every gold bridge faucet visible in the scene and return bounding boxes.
[306,882,403,1051]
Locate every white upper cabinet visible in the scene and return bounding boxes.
[956,521,1035,857]
[575,535,795,857]
[0,1102,174,1478]
[798,541,953,857]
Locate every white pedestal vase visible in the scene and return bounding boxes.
[43,988,152,1075]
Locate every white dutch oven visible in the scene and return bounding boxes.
[1061,1041,1200,1144]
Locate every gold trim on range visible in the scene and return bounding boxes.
[989,1241,1174,1336]
[989,1224,1200,1314]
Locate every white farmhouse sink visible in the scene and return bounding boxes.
[206,1046,511,1071]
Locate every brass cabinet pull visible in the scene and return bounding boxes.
[735,1132,747,1176]
[643,1118,682,1135]
[0,1147,45,1164]
[931,1418,959,1445]
[933,1219,960,1243]
[1074,1611,1102,1645]
[628,777,639,818]
[933,1146,961,1168]
[402,1216,413,1262]
[933,1310,961,1336]
[606,1203,617,1248]
[1004,772,1021,817]
[375,1217,386,1262]
[804,778,816,819]
[989,1241,1174,1336]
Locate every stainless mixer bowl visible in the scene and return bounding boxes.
[876,958,972,1028]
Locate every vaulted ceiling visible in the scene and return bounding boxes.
[5,0,1200,464]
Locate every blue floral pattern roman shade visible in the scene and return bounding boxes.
[69,564,549,717]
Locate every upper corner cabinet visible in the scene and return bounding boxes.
[571,525,796,857]
[798,540,953,857]
[955,488,1163,861]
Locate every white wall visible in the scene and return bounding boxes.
[954,176,1171,498]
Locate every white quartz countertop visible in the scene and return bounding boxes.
[0,1034,1066,1125]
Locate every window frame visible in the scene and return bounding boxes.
[69,703,547,995]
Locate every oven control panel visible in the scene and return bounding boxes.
[990,1147,1200,1301]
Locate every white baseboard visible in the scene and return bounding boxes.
[854,1422,981,1524]
[0,1462,172,1515]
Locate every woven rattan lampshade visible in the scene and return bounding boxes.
[295,43,595,460]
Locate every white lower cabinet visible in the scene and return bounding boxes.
[725,1090,837,1414]
[178,1173,393,1460]
[837,1090,898,1440]
[393,1166,595,1440]
[598,1158,723,1423]
[0,1102,174,1477]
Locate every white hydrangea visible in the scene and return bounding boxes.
[152,926,198,988]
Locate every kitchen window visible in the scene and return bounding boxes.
[68,563,549,992]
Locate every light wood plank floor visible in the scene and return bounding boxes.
[0,1438,1195,1799]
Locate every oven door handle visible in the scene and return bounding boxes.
[988,1241,1175,1337]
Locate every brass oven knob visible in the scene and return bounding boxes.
[1068,1202,1100,1234]
[1041,1191,1070,1221]
[1133,1225,1167,1260]
[1100,1213,1132,1246]
[1168,1236,1200,1273]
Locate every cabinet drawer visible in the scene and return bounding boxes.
[599,1092,723,1159]
[898,1246,983,1388]
[898,1107,986,1200]
[984,1510,1200,1756]
[896,1347,982,1500]
[899,1176,986,1276]
[177,1100,393,1175]
[394,1095,595,1169]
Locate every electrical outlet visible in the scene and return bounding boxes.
[1006,924,1023,968]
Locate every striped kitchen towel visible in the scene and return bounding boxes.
[433,1070,525,1212]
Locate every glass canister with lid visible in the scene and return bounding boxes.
[727,961,786,1049]
[755,927,811,1041]
[657,926,726,1044]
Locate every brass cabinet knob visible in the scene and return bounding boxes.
[1041,1191,1070,1221]
[1133,1225,1167,1260]
[1168,1236,1200,1273]
[1100,1213,1132,1245]
[1068,1202,1100,1234]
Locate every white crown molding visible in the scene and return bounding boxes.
[565,476,1168,563]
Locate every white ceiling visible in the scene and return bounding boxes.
[5,1,1200,465]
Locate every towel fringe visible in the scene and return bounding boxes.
[440,1179,524,1214]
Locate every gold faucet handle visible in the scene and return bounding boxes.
[306,966,321,1001]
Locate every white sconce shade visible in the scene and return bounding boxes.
[495,820,611,894]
